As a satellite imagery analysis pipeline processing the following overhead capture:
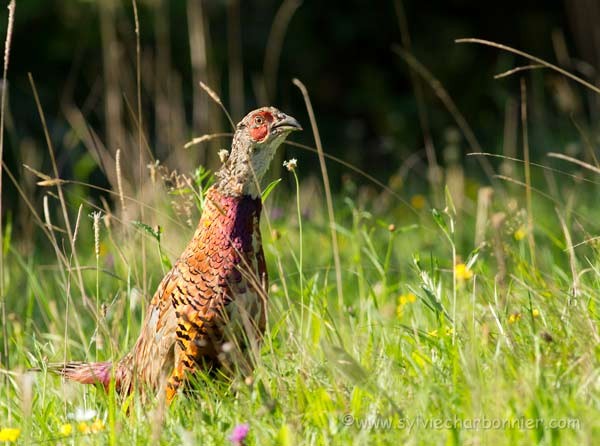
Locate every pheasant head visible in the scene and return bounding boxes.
[216,107,302,197]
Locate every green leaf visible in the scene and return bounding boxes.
[261,178,282,201]
[431,208,448,233]
[444,185,457,216]
[194,165,215,192]
[431,208,454,242]
[412,255,451,321]
[160,253,172,270]
[167,188,193,196]
[132,221,161,242]
[3,212,12,257]
[465,246,480,270]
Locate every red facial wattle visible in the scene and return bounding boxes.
[249,111,274,142]
[249,125,267,142]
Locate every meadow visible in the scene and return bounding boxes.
[1,2,600,446]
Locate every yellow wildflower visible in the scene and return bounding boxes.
[90,419,105,433]
[410,194,426,210]
[454,263,473,280]
[514,226,527,241]
[399,293,416,305]
[428,326,453,338]
[59,424,73,437]
[508,312,522,324]
[77,422,90,434]
[532,308,540,318]
[396,293,417,318]
[0,428,20,442]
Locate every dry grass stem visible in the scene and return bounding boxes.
[286,140,417,213]
[494,64,545,79]
[556,210,579,299]
[29,73,88,311]
[132,0,148,300]
[520,79,536,269]
[116,149,126,214]
[468,152,600,185]
[262,0,302,102]
[393,0,440,201]
[392,45,500,190]
[183,132,233,149]
[226,0,244,121]
[456,38,600,95]
[0,2,15,410]
[93,211,101,259]
[199,81,235,130]
[293,78,344,308]
[474,187,494,247]
[547,152,600,175]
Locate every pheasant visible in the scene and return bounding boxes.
[53,107,301,403]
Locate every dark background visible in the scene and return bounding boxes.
[1,0,599,219]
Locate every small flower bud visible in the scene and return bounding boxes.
[218,149,229,163]
[283,158,298,171]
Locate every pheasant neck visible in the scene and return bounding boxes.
[215,133,280,198]
[215,162,262,198]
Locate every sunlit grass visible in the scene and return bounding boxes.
[1,155,599,444]
[0,2,599,444]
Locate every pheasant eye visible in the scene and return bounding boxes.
[254,116,264,126]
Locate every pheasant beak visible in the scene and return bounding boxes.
[272,114,302,133]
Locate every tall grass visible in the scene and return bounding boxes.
[0,0,15,426]
[0,2,599,446]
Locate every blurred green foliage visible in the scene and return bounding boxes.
[0,1,596,222]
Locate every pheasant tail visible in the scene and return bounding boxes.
[49,361,115,391]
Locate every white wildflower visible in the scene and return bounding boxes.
[68,407,97,422]
[283,158,297,171]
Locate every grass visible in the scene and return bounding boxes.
[1,143,600,445]
[1,3,600,446]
